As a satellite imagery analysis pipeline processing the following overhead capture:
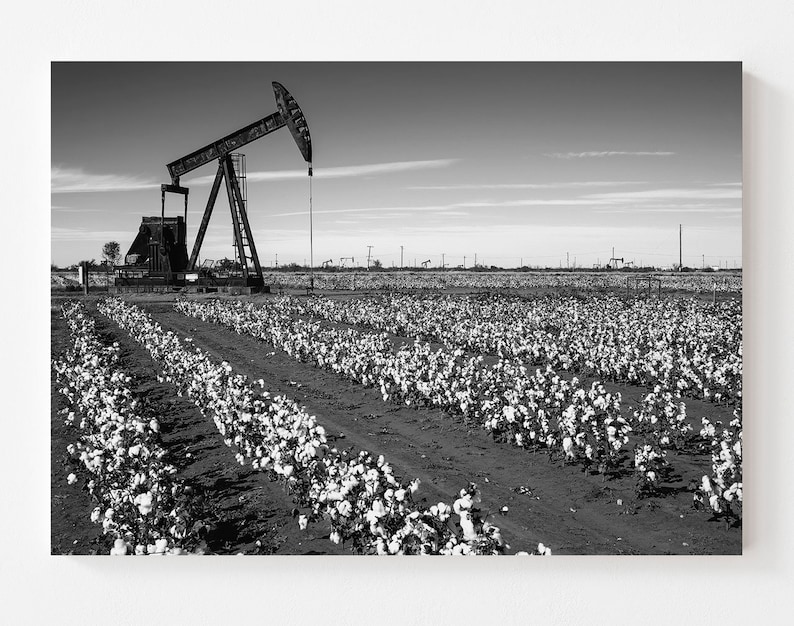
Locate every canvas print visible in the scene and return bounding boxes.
[51,62,742,555]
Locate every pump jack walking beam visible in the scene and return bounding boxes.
[167,112,286,186]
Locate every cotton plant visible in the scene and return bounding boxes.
[694,408,742,523]
[179,299,626,466]
[54,302,209,555]
[279,292,742,408]
[101,297,523,556]
[630,385,691,495]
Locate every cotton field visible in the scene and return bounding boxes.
[51,275,741,555]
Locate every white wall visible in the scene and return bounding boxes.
[4,1,792,623]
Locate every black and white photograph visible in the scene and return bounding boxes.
[50,61,743,556]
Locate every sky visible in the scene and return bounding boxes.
[51,62,742,269]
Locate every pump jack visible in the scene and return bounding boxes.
[115,82,312,292]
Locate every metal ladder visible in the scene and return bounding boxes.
[225,153,262,279]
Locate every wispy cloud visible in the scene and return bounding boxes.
[52,166,160,194]
[545,151,675,159]
[272,185,742,222]
[51,205,104,213]
[593,206,741,214]
[408,181,646,191]
[51,159,459,194]
[184,159,460,186]
[586,187,741,201]
[271,204,454,218]
[51,227,133,241]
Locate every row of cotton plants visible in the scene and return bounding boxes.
[631,386,693,494]
[173,299,666,483]
[260,270,742,294]
[52,302,208,555]
[285,293,742,405]
[98,297,522,555]
[694,408,743,522]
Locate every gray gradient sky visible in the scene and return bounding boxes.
[51,62,741,268]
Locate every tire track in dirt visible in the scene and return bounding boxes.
[140,297,740,554]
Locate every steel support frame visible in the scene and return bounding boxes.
[185,156,263,281]
[188,164,224,270]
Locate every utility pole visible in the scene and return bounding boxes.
[474,253,477,267]
[366,245,373,271]
[702,254,705,270]
[567,252,569,269]
[463,256,466,269]
[441,253,445,269]
[275,253,278,268]
[400,245,404,268]
[679,224,682,271]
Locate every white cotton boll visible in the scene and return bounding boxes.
[298,515,308,530]
[337,500,353,517]
[329,531,342,545]
[701,476,712,493]
[135,492,154,515]
[110,538,128,556]
[371,500,386,518]
[90,507,101,523]
[67,473,77,485]
[453,496,470,515]
[149,419,160,433]
[459,513,478,541]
